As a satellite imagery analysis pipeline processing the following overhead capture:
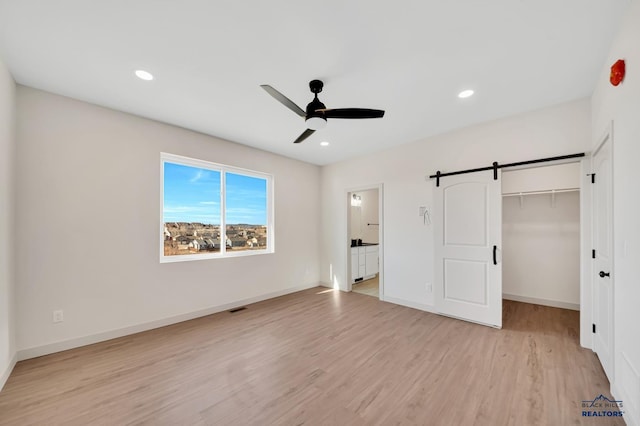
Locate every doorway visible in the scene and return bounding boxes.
[501,162,582,313]
[347,186,383,299]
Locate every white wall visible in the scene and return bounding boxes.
[321,99,590,312]
[0,57,16,389]
[502,192,580,309]
[591,1,640,423]
[15,86,321,356]
[501,162,581,194]
[349,189,379,244]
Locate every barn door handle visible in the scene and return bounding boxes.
[599,271,610,278]
[493,245,497,265]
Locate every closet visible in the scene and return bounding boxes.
[501,162,581,310]
[348,188,381,298]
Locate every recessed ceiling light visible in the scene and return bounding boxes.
[135,70,154,81]
[320,141,330,147]
[458,89,474,99]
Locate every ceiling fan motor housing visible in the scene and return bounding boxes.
[306,98,325,117]
[305,103,327,130]
[305,94,327,129]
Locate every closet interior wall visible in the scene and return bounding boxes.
[502,163,581,310]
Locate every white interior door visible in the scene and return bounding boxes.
[592,135,614,381]
[434,170,502,328]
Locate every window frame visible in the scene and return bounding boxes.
[160,152,274,263]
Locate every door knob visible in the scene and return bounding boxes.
[599,271,610,278]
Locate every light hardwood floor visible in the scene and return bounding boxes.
[0,288,621,425]
[352,275,379,298]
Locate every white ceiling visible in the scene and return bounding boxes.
[0,1,630,165]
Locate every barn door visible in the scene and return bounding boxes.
[434,170,502,328]
[592,133,614,381]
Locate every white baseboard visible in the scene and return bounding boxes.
[17,283,319,362]
[503,293,580,311]
[382,295,437,314]
[0,352,17,391]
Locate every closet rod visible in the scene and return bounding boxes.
[502,188,579,197]
[428,152,585,186]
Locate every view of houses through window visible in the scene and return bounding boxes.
[161,153,271,261]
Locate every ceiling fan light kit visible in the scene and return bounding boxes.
[261,79,385,144]
[306,116,327,130]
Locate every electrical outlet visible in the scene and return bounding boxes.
[426,283,432,293]
[419,206,426,216]
[53,310,64,323]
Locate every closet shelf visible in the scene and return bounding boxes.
[502,188,579,197]
[503,187,579,208]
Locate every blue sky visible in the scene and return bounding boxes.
[163,162,267,225]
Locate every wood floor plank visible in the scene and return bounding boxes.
[0,288,623,425]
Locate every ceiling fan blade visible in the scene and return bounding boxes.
[293,128,315,144]
[321,108,385,119]
[260,85,306,117]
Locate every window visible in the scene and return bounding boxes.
[161,153,273,262]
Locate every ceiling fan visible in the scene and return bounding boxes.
[260,79,385,144]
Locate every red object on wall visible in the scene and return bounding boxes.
[610,59,626,86]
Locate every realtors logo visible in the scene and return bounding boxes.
[581,394,624,417]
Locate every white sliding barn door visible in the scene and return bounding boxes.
[592,135,614,381]
[434,170,502,328]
